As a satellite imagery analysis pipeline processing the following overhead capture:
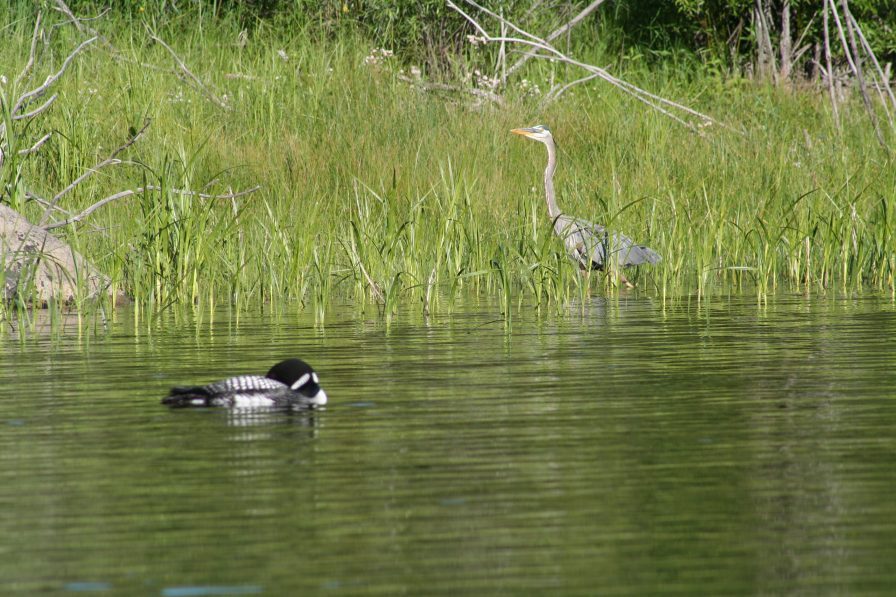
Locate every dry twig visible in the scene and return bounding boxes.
[45,185,262,230]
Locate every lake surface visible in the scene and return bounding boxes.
[1,293,895,595]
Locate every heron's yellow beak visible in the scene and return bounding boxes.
[511,128,533,137]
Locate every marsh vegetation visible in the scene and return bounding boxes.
[1,1,894,333]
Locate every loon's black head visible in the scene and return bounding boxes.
[266,358,327,406]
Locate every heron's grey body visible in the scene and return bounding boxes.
[513,125,660,271]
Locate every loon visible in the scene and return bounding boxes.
[162,358,327,409]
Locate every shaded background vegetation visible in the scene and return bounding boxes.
[54,0,896,71]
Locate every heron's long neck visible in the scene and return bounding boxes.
[543,139,561,220]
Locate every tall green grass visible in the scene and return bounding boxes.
[1,6,894,332]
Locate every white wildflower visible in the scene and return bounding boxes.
[519,79,541,97]
[473,69,498,90]
[363,48,394,67]
[277,49,289,61]
[0,75,7,86]
[168,89,186,104]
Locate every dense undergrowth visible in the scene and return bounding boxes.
[1,5,894,333]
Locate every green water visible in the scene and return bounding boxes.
[1,294,895,595]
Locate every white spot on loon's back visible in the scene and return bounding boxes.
[221,375,285,392]
[231,394,277,408]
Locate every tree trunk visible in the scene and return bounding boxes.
[779,0,792,81]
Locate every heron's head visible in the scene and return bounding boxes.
[511,124,552,142]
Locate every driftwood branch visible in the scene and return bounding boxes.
[44,185,262,230]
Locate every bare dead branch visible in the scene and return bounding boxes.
[450,0,723,133]
[11,36,96,117]
[25,191,76,218]
[51,0,107,40]
[45,159,124,212]
[398,74,505,107]
[44,185,262,230]
[848,9,896,127]
[754,0,778,81]
[110,118,152,159]
[18,132,53,156]
[833,0,886,149]
[822,0,840,126]
[779,0,792,80]
[13,93,58,121]
[14,12,43,88]
[37,119,152,226]
[53,3,109,28]
[145,24,229,110]
[542,72,601,106]
[505,0,609,79]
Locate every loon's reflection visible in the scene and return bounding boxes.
[224,406,322,435]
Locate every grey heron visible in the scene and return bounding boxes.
[511,125,661,277]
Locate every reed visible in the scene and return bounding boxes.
[1,6,894,332]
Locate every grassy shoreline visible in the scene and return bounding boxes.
[1,8,894,330]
